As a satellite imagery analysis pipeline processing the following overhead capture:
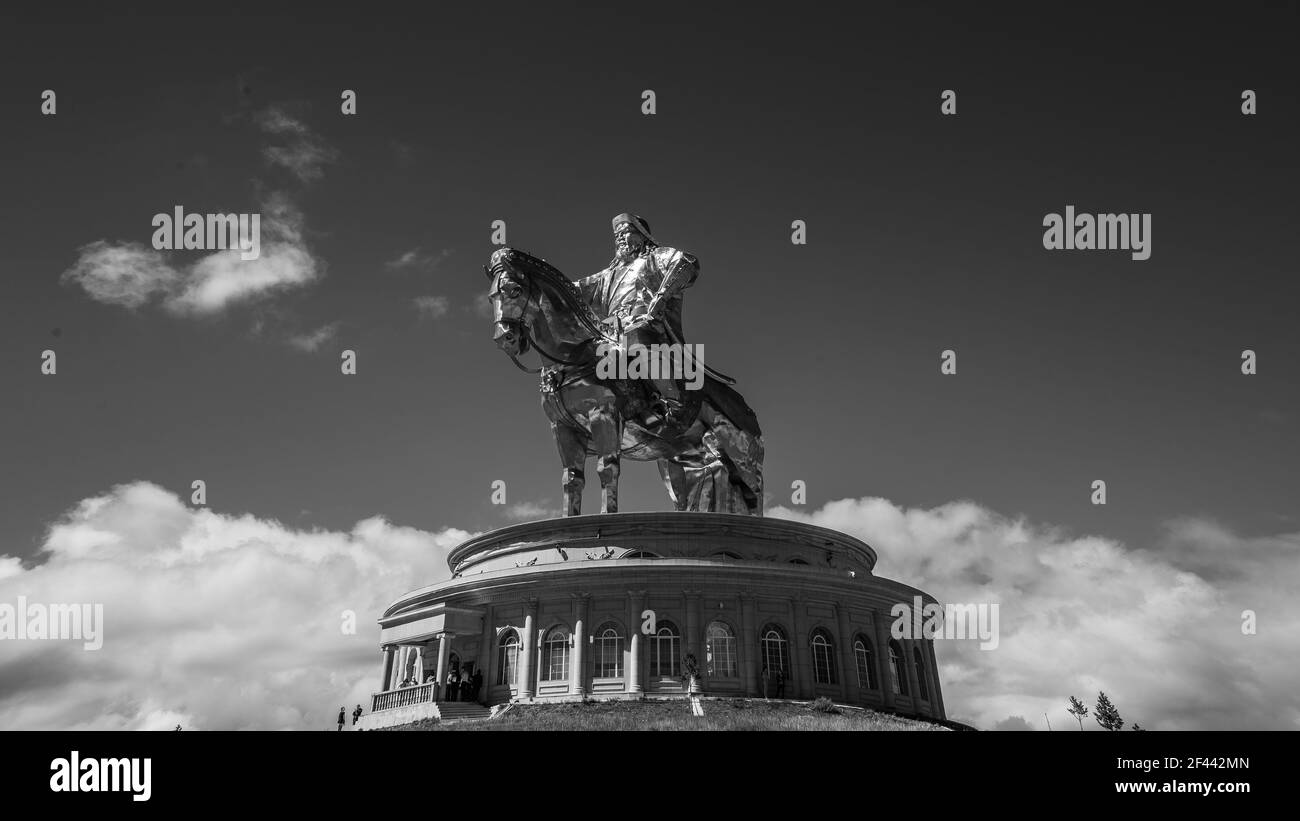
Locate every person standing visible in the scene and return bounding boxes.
[761,665,771,700]
[337,706,345,731]
[472,668,484,702]
[352,704,363,725]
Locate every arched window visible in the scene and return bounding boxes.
[650,621,681,678]
[623,550,661,559]
[760,625,788,676]
[705,621,737,677]
[888,640,907,695]
[711,551,743,561]
[497,630,520,686]
[594,623,623,678]
[789,557,810,565]
[811,628,837,685]
[541,625,570,681]
[913,646,929,700]
[854,636,878,690]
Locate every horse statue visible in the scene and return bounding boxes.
[485,246,764,516]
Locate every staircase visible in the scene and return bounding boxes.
[436,702,494,724]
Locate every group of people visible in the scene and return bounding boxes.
[337,704,363,730]
[416,665,483,703]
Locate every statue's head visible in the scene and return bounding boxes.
[486,247,530,355]
[612,213,656,263]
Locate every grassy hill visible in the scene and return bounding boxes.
[385,697,958,731]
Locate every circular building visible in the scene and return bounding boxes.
[362,512,946,728]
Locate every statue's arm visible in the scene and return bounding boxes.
[642,248,699,321]
[575,271,605,310]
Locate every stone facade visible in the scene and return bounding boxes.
[367,512,945,721]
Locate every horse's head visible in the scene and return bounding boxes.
[485,247,534,356]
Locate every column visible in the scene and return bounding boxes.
[479,607,495,705]
[874,611,896,711]
[789,596,812,698]
[835,603,853,703]
[926,638,946,719]
[380,646,396,692]
[435,633,451,700]
[572,593,589,696]
[739,592,757,696]
[627,590,644,695]
[903,639,921,711]
[518,599,538,699]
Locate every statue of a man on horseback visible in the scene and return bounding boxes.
[577,213,700,435]
[484,216,764,518]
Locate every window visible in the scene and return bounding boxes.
[595,624,623,678]
[888,640,907,695]
[854,636,877,690]
[497,630,520,686]
[789,557,809,565]
[542,625,570,681]
[623,550,660,559]
[811,628,837,685]
[760,625,788,677]
[913,646,929,700]
[650,621,681,678]
[712,551,742,561]
[705,621,737,677]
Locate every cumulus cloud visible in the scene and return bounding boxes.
[256,106,338,183]
[286,322,340,353]
[770,498,1300,731]
[62,193,321,316]
[0,482,468,730]
[412,295,450,320]
[5,487,1293,731]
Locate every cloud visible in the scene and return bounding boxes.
[770,498,1300,731]
[60,242,180,309]
[255,106,338,183]
[6,487,1293,730]
[287,322,339,353]
[991,715,1034,731]
[412,295,450,320]
[386,248,452,274]
[0,482,469,730]
[62,193,322,316]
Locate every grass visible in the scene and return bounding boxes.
[384,698,950,731]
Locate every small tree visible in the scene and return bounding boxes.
[1132,724,1144,731]
[1094,691,1124,731]
[1066,696,1089,730]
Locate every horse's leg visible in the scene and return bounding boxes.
[656,458,689,511]
[589,403,621,514]
[552,421,587,517]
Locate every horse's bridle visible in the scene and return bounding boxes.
[489,264,593,375]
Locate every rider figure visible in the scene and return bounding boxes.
[576,213,701,433]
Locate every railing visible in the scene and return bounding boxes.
[372,683,434,712]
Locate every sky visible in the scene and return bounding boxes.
[0,4,1296,730]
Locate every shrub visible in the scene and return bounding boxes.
[811,697,840,714]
